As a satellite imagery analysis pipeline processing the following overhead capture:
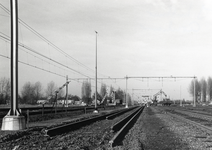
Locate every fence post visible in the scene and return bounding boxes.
[27,110,29,129]
[42,104,44,116]
[84,107,86,114]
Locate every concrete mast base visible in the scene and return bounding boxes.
[93,109,99,113]
[1,115,26,130]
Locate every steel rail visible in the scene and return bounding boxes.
[110,107,141,132]
[166,111,212,134]
[181,106,212,114]
[156,107,212,134]
[163,107,212,121]
[109,106,144,147]
[44,107,135,136]
[173,109,212,121]
[106,106,137,120]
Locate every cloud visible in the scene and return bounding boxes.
[1,0,212,99]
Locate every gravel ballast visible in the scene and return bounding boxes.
[0,108,134,150]
[1,106,212,149]
[116,106,212,150]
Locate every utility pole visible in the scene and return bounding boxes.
[132,89,134,105]
[180,85,182,106]
[125,76,128,108]
[94,31,98,113]
[194,77,196,107]
[113,91,116,104]
[1,0,26,130]
[66,75,68,107]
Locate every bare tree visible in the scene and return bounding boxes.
[100,83,107,98]
[21,82,36,104]
[207,77,212,101]
[109,85,114,96]
[0,77,10,104]
[200,77,207,102]
[57,89,65,98]
[116,88,125,101]
[34,81,43,101]
[46,81,57,97]
[128,93,132,106]
[107,85,114,102]
[81,80,92,98]
[81,80,92,104]
[189,79,200,103]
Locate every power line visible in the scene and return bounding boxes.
[0,3,95,73]
[0,34,93,78]
[0,3,114,79]
[0,54,65,78]
[0,36,120,90]
[0,32,119,86]
[0,3,123,86]
[0,53,98,88]
[19,46,67,74]
[0,53,119,91]
[127,76,196,79]
[69,77,125,80]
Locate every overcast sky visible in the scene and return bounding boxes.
[1,0,212,100]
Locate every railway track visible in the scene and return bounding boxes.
[109,106,144,147]
[0,106,144,149]
[172,109,212,122]
[166,111,212,134]
[156,107,212,135]
[171,106,212,116]
[44,106,138,136]
[163,107,212,123]
[183,105,212,113]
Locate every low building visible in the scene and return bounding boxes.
[37,100,49,104]
[57,100,74,105]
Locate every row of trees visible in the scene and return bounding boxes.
[189,77,212,102]
[0,77,131,105]
[20,81,66,104]
[81,80,131,105]
[0,77,65,104]
[0,77,10,104]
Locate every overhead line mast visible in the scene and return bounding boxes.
[1,0,26,130]
[69,76,196,108]
[94,31,98,113]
